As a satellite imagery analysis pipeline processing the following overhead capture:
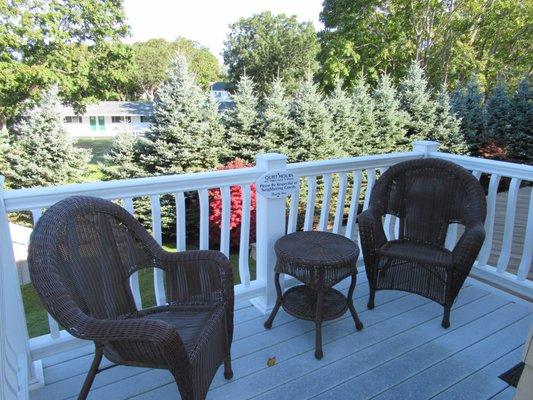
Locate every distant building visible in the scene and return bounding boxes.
[210,82,234,112]
[59,101,154,137]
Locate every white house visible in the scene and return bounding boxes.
[59,101,154,137]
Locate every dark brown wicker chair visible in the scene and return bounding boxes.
[28,196,234,400]
[359,158,486,328]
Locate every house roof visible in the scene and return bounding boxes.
[210,82,231,91]
[60,101,154,117]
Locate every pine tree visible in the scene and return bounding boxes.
[260,77,293,156]
[289,72,337,162]
[5,87,90,189]
[326,78,364,157]
[399,61,436,141]
[485,80,513,145]
[372,73,409,153]
[0,128,9,175]
[223,74,260,162]
[101,131,143,180]
[508,77,533,161]
[140,53,225,175]
[431,88,468,154]
[351,75,377,156]
[453,77,485,152]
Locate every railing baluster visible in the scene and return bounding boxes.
[445,223,458,251]
[517,189,533,281]
[478,174,501,266]
[198,189,209,250]
[238,185,251,286]
[345,170,362,239]
[31,208,60,339]
[472,170,482,180]
[496,178,522,273]
[122,198,142,310]
[287,180,300,234]
[220,186,231,258]
[174,192,186,252]
[363,168,376,211]
[333,173,348,234]
[150,195,166,306]
[303,176,317,231]
[318,174,333,231]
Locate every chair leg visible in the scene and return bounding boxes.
[442,304,451,329]
[367,288,376,309]
[224,355,233,379]
[78,347,103,400]
[264,273,282,329]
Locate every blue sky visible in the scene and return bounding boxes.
[123,0,323,61]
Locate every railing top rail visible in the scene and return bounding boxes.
[287,151,423,176]
[432,152,533,181]
[2,167,261,212]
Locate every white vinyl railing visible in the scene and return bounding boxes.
[0,140,532,397]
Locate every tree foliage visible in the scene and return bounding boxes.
[223,74,260,162]
[4,86,91,188]
[289,73,337,162]
[431,88,468,154]
[128,38,221,100]
[452,77,485,151]
[139,53,225,175]
[485,80,513,145]
[260,77,294,155]
[372,74,409,153]
[318,0,532,91]
[223,12,319,94]
[508,77,533,161]
[0,0,132,129]
[101,131,143,180]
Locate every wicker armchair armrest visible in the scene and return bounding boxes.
[358,208,388,250]
[452,223,486,272]
[156,249,235,346]
[72,315,190,368]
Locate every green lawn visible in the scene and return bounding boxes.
[75,137,113,182]
[22,244,256,338]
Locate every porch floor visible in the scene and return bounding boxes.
[30,273,531,400]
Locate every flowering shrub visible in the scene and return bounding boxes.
[209,159,257,249]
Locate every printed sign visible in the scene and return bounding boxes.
[256,170,299,198]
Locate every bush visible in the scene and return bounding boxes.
[209,159,257,249]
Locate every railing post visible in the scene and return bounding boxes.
[0,177,43,394]
[250,153,288,314]
[412,140,439,157]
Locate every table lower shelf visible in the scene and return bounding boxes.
[282,285,348,321]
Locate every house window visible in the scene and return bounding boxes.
[111,116,132,123]
[64,116,82,123]
[89,116,97,131]
[140,115,154,123]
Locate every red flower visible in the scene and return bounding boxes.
[209,159,257,249]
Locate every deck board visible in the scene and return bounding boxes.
[30,279,530,400]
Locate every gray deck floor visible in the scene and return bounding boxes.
[30,273,532,400]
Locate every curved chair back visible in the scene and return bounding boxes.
[28,196,159,329]
[369,158,486,246]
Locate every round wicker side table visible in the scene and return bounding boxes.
[264,231,364,359]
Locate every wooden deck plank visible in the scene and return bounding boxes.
[489,386,516,400]
[310,302,530,400]
[29,281,530,400]
[370,317,530,399]
[242,287,498,400]
[431,347,522,400]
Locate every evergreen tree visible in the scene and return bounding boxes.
[453,77,485,152]
[223,74,260,162]
[289,72,337,162]
[140,53,225,175]
[0,128,9,175]
[101,131,143,180]
[485,80,513,145]
[431,88,468,154]
[326,78,364,157]
[351,75,377,156]
[4,87,90,189]
[509,77,533,161]
[399,61,436,141]
[372,73,409,153]
[260,77,293,156]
